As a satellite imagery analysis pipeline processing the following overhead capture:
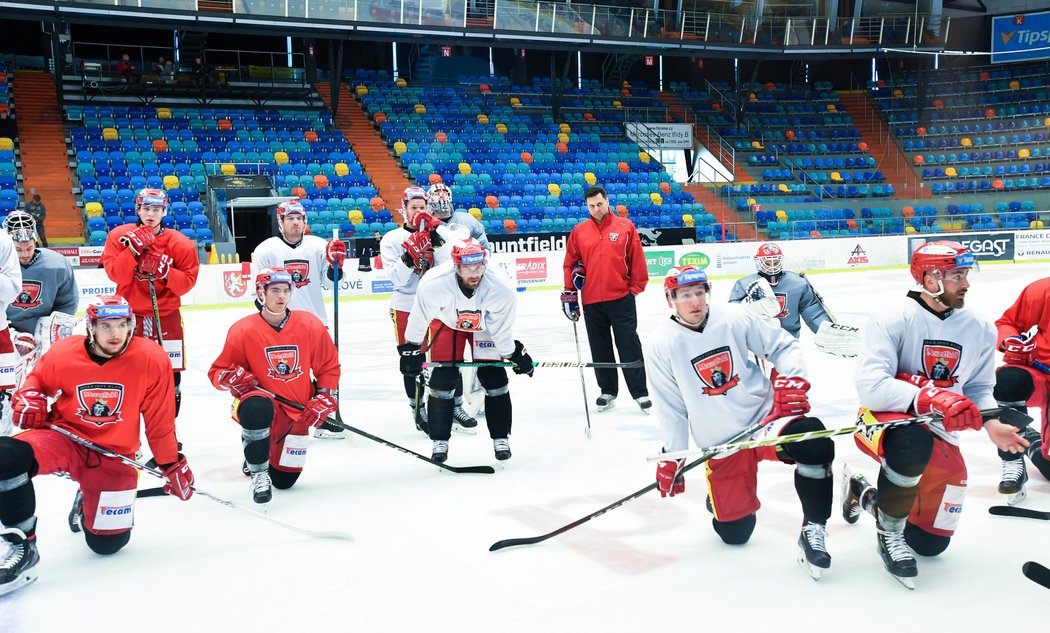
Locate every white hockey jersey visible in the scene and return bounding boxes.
[252,235,331,325]
[645,302,808,452]
[405,261,518,358]
[854,291,997,442]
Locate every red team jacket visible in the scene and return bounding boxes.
[562,213,648,305]
[208,311,340,419]
[20,335,179,463]
[995,276,1050,367]
[101,224,200,317]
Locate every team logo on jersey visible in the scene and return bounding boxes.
[265,345,303,381]
[774,293,789,318]
[12,281,42,310]
[921,340,962,387]
[692,346,740,395]
[223,271,249,298]
[608,232,620,242]
[75,383,125,426]
[284,260,310,288]
[455,310,482,331]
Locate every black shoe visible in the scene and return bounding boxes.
[0,530,40,597]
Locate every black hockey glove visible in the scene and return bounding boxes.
[397,343,424,377]
[509,340,534,377]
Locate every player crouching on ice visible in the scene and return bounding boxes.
[209,267,340,504]
[0,295,192,596]
[398,238,533,464]
[644,266,835,580]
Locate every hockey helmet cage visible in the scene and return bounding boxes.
[426,183,454,220]
[3,211,37,243]
[755,242,784,276]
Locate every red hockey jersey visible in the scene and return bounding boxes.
[102,224,200,317]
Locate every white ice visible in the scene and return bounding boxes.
[3,261,1048,632]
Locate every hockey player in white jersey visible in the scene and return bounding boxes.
[844,240,1030,588]
[397,238,532,463]
[382,185,487,432]
[252,199,346,439]
[645,265,835,579]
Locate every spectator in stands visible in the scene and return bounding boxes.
[24,194,47,248]
[153,56,175,84]
[116,54,140,84]
[191,57,211,89]
[358,230,381,272]
[0,111,16,141]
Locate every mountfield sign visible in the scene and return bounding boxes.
[488,233,568,253]
[678,251,711,269]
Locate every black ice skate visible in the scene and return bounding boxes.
[635,397,653,415]
[411,403,429,434]
[0,529,40,597]
[999,456,1028,506]
[876,522,917,590]
[841,465,876,525]
[68,489,84,534]
[596,394,616,412]
[796,520,831,580]
[250,470,272,504]
[431,440,449,463]
[313,419,347,440]
[452,406,478,434]
[493,438,511,461]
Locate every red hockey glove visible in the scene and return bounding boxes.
[1002,336,1037,367]
[12,388,49,430]
[895,371,932,388]
[118,225,157,258]
[656,458,685,498]
[509,340,534,377]
[771,375,811,418]
[401,231,433,273]
[560,291,581,322]
[325,239,347,268]
[915,385,982,432]
[161,455,194,501]
[299,391,339,429]
[216,366,257,398]
[138,251,172,279]
[412,210,443,232]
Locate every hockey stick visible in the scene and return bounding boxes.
[259,389,495,475]
[988,506,1050,520]
[798,272,836,322]
[1022,562,1050,591]
[488,420,767,552]
[646,406,1028,462]
[330,228,347,428]
[425,359,644,370]
[572,321,593,439]
[48,425,353,541]
[146,272,164,346]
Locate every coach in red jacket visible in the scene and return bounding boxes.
[561,185,651,413]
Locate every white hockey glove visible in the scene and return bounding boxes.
[813,321,863,358]
[35,312,80,355]
[743,277,782,320]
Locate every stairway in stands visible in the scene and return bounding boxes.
[659,92,752,182]
[11,71,80,242]
[838,90,928,199]
[683,183,757,241]
[316,81,411,223]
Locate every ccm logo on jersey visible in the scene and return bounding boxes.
[76,383,125,426]
[921,340,961,387]
[13,281,42,309]
[265,345,303,381]
[692,346,741,395]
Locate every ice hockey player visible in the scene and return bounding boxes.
[0,294,191,596]
[208,267,340,504]
[646,265,835,580]
[398,238,532,463]
[845,241,1030,588]
[729,242,831,339]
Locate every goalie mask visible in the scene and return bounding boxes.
[426,183,454,221]
[910,240,976,303]
[3,211,37,243]
[755,242,784,282]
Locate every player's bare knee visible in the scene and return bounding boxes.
[779,417,834,466]
[882,424,933,477]
[904,522,950,557]
[428,367,458,392]
[0,437,37,480]
[993,366,1035,405]
[477,366,509,391]
[84,529,131,556]
[238,395,274,430]
[712,514,756,545]
[268,466,301,490]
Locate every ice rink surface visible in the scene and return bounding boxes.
[2,261,1049,632]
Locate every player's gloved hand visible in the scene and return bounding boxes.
[412,210,444,232]
[1002,336,1037,366]
[216,366,257,398]
[915,385,982,432]
[161,454,194,501]
[12,331,37,358]
[12,388,49,430]
[398,343,424,377]
[571,262,586,290]
[118,225,156,258]
[560,290,581,322]
[401,231,433,273]
[895,371,932,388]
[509,340,534,377]
[771,375,811,418]
[656,457,685,498]
[325,238,347,268]
[299,391,339,429]
[138,251,172,279]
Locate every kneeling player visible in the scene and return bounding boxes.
[0,295,191,596]
[208,268,340,504]
[645,266,834,580]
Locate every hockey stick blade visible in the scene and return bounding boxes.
[988,506,1050,520]
[1022,562,1050,590]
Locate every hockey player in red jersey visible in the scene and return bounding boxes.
[645,266,835,580]
[0,295,191,596]
[845,241,1030,588]
[101,188,200,417]
[991,275,1050,503]
[208,267,340,504]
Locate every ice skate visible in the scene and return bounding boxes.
[0,529,39,597]
[452,406,478,434]
[841,464,876,525]
[68,489,84,534]
[998,456,1028,506]
[596,394,616,412]
[796,520,831,581]
[876,521,917,590]
[635,397,653,415]
[431,440,449,463]
[250,470,272,504]
[411,402,429,434]
[493,438,512,461]
[313,419,347,440]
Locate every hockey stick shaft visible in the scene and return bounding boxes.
[800,272,836,323]
[572,321,592,438]
[146,272,164,346]
[488,421,767,552]
[331,228,346,426]
[260,389,495,474]
[48,425,353,541]
[425,359,644,369]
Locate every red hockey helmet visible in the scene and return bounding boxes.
[277,200,307,221]
[135,188,168,215]
[255,267,295,303]
[755,242,783,276]
[402,186,429,228]
[664,265,710,306]
[909,240,975,285]
[451,238,487,268]
[86,295,136,354]
[426,183,454,220]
